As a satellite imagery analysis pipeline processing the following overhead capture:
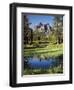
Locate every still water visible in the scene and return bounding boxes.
[24,57,60,69]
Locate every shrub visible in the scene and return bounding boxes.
[33,41,40,47]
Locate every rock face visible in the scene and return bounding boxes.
[34,23,51,33]
[32,23,52,41]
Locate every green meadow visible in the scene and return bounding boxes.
[24,43,63,58]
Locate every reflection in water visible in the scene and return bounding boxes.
[28,57,55,69]
[23,55,63,75]
[24,56,63,69]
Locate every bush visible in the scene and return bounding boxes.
[33,41,40,47]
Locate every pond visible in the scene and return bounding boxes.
[24,56,62,69]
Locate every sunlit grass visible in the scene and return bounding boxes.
[24,43,63,58]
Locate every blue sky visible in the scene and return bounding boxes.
[26,14,54,28]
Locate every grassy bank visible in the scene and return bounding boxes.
[23,65,63,75]
[24,43,63,58]
[23,43,63,75]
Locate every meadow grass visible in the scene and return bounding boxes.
[24,43,63,58]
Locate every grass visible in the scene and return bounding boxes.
[24,43,63,58]
[23,65,63,75]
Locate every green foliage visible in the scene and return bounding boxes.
[48,32,56,43]
[32,41,40,47]
[52,16,63,44]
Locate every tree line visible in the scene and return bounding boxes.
[23,15,63,45]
